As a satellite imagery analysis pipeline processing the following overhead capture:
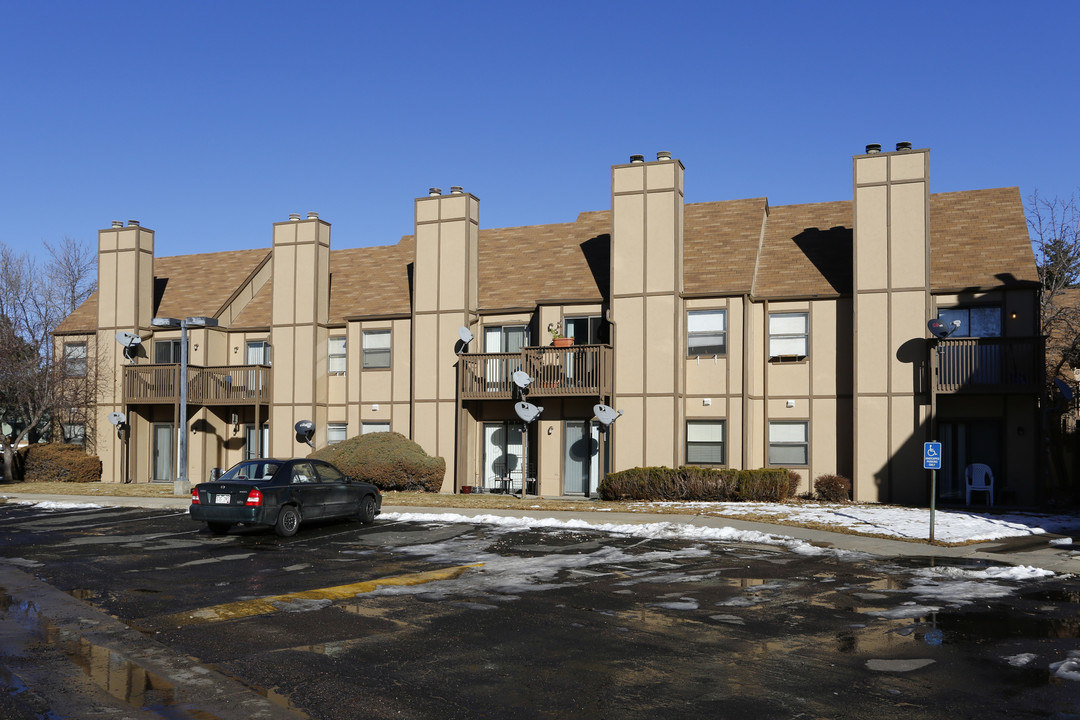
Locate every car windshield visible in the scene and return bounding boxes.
[217,461,281,483]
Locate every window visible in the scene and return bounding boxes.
[484,325,529,353]
[564,316,605,345]
[362,422,391,434]
[327,423,348,445]
[362,330,391,369]
[687,310,726,356]
[62,423,86,445]
[769,421,808,465]
[769,312,808,358]
[155,339,182,363]
[329,337,347,374]
[63,342,87,377]
[937,306,1001,338]
[246,340,271,365]
[686,421,725,465]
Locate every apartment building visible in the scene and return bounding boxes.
[54,144,1043,505]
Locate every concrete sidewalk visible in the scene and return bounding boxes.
[3,491,1080,575]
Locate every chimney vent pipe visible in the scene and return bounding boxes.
[128,220,140,227]
[896,141,912,151]
[630,154,645,163]
[656,151,672,161]
[307,212,319,220]
[450,186,463,194]
[111,221,123,228]
[289,213,300,221]
[429,187,442,196]
[865,144,881,154]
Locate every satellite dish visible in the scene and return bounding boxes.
[107,412,127,426]
[927,319,950,339]
[115,331,142,362]
[455,326,474,355]
[512,371,533,389]
[593,404,623,427]
[294,420,315,447]
[514,402,543,423]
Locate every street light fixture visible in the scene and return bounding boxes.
[151,315,218,495]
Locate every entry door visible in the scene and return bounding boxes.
[483,422,523,491]
[564,421,600,496]
[245,424,269,459]
[153,424,175,483]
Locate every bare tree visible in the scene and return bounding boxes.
[0,240,99,482]
[1029,190,1080,386]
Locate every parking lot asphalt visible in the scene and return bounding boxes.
[4,491,1080,575]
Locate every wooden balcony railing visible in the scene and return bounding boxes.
[123,364,272,405]
[932,337,1043,394]
[459,345,613,400]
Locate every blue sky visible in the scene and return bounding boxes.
[2,1,1077,261]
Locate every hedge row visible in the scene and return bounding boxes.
[310,431,445,492]
[21,444,102,483]
[598,466,797,502]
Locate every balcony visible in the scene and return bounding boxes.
[459,345,613,400]
[123,364,272,405]
[932,337,1043,394]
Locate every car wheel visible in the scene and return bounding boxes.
[275,506,301,537]
[207,522,232,535]
[358,494,377,524]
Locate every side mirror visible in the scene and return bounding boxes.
[209,468,223,481]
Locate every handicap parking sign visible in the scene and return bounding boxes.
[923,442,942,470]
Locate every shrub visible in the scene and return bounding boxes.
[21,444,102,483]
[814,474,851,503]
[308,432,445,492]
[598,466,794,502]
[787,470,803,497]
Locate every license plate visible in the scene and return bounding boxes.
[214,494,231,504]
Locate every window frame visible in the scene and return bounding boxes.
[63,341,87,377]
[687,309,727,357]
[686,420,726,466]
[62,422,86,445]
[326,423,348,445]
[154,339,183,364]
[328,336,347,374]
[936,305,1002,338]
[246,340,271,365]
[361,421,391,435]
[768,421,809,466]
[564,316,605,345]
[361,329,392,369]
[768,312,809,360]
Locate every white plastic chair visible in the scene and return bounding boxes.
[965,463,994,506]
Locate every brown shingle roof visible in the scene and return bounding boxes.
[929,187,1037,290]
[684,198,768,296]
[55,187,1037,334]
[478,211,610,309]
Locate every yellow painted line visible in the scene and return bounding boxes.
[158,564,483,627]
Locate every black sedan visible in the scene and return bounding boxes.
[189,458,381,537]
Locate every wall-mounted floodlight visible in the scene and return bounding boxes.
[115,331,142,363]
[295,420,315,447]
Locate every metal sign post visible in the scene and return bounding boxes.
[923,442,942,543]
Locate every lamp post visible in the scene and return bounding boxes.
[151,315,218,495]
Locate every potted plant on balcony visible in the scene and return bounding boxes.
[548,322,573,348]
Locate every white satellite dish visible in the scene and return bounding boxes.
[514,402,543,423]
[107,412,127,426]
[459,326,474,344]
[1055,378,1074,403]
[593,404,623,427]
[512,371,533,389]
[115,331,142,362]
